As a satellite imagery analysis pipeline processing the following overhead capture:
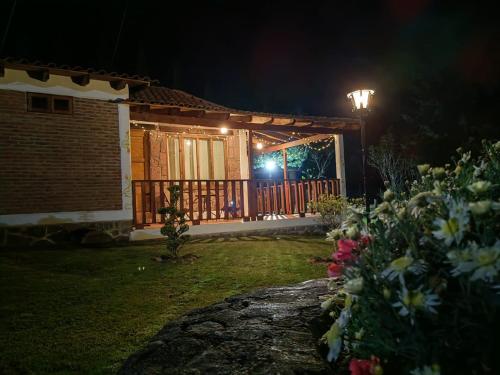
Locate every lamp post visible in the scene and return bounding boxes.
[347,89,375,215]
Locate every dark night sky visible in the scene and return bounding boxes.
[1,0,499,195]
[2,0,499,117]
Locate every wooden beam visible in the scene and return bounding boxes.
[179,109,205,117]
[254,131,290,143]
[27,69,49,82]
[150,107,180,115]
[294,121,314,127]
[204,111,230,120]
[71,74,90,86]
[131,122,233,136]
[230,114,252,122]
[130,111,342,134]
[110,80,126,90]
[257,134,332,154]
[272,118,296,126]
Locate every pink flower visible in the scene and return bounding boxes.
[359,235,372,247]
[327,263,343,277]
[338,238,358,252]
[333,239,358,262]
[349,359,372,375]
[349,357,381,375]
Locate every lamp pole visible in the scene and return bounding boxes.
[347,89,374,216]
[359,115,369,215]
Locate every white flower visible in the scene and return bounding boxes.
[382,255,427,281]
[470,247,500,282]
[432,198,469,246]
[432,167,446,180]
[469,200,492,215]
[393,286,441,320]
[467,180,492,194]
[383,189,395,202]
[410,364,441,375]
[408,191,435,217]
[321,297,335,310]
[326,229,343,242]
[345,226,360,239]
[473,160,488,178]
[322,322,342,362]
[417,164,430,175]
[448,241,500,282]
[344,277,363,294]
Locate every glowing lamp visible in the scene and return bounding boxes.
[186,140,192,146]
[347,89,375,111]
[256,142,263,150]
[220,127,228,134]
[265,160,276,171]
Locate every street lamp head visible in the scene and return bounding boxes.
[347,89,375,111]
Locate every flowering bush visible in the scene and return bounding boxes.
[311,194,364,230]
[321,141,500,374]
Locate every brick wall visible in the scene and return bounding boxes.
[0,90,123,214]
[226,134,241,180]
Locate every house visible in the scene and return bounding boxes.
[0,58,359,247]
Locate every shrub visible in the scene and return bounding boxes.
[158,185,190,258]
[369,132,419,195]
[321,141,500,374]
[311,195,363,230]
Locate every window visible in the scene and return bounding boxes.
[168,137,180,179]
[183,138,198,179]
[213,140,225,180]
[166,135,226,180]
[27,93,73,114]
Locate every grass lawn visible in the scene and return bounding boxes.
[0,235,330,375]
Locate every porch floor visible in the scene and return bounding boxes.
[130,213,323,241]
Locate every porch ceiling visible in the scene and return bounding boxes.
[127,85,360,151]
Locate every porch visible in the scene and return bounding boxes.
[132,178,340,227]
[126,85,360,232]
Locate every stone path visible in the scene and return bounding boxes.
[119,279,333,375]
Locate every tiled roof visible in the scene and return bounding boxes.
[130,86,230,111]
[0,57,155,84]
[130,86,357,124]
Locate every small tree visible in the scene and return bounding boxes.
[158,185,190,258]
[368,132,418,195]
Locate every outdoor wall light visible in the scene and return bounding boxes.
[265,160,276,171]
[347,89,375,111]
[256,142,263,150]
[220,127,228,134]
[347,88,375,216]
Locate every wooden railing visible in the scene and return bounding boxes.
[255,179,340,216]
[132,178,340,227]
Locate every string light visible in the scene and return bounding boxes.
[130,121,335,152]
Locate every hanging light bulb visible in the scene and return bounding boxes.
[220,127,228,134]
[256,142,263,150]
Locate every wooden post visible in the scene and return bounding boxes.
[282,148,288,180]
[334,134,347,197]
[247,130,257,220]
[283,149,290,214]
